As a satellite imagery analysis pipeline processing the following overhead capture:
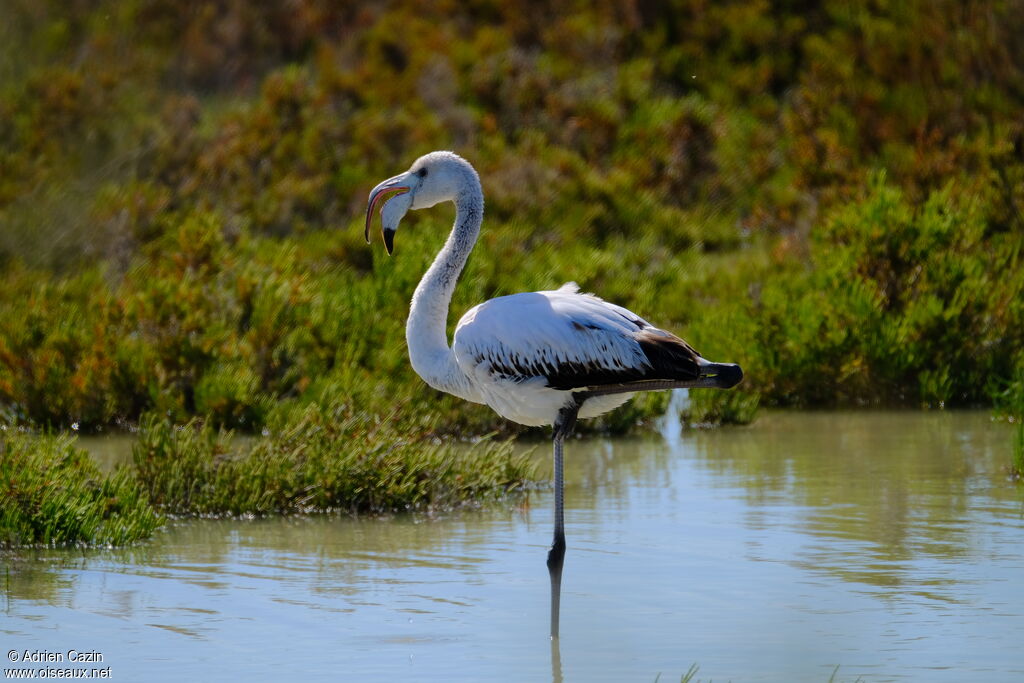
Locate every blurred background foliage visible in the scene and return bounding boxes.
[0,0,1022,435]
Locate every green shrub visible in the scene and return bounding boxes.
[2,0,1023,436]
[193,361,266,429]
[704,174,1024,409]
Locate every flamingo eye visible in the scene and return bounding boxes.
[417,167,428,178]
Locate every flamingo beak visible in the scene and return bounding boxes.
[365,174,411,255]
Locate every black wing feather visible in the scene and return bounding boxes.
[476,326,703,391]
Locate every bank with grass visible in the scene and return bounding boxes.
[1,404,537,547]
[0,432,161,547]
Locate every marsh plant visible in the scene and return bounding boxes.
[0,432,162,547]
[1013,420,1024,481]
[1,405,535,547]
[133,405,536,517]
[996,373,1024,480]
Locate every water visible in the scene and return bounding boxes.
[3,411,1023,682]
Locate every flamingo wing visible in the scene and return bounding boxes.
[452,283,702,391]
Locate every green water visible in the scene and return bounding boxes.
[3,411,1022,681]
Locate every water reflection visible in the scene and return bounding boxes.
[4,412,1022,681]
[687,411,1021,601]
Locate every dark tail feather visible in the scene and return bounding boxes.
[700,361,743,389]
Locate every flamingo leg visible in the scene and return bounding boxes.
[548,400,579,640]
[545,380,735,638]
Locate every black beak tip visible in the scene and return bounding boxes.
[718,363,743,388]
[383,228,396,255]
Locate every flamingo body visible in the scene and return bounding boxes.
[453,282,703,425]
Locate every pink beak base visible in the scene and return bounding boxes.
[365,177,410,248]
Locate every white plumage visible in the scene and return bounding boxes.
[453,282,656,425]
[365,151,741,638]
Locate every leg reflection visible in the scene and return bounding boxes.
[548,420,568,639]
[547,539,564,638]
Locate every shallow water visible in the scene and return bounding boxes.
[4,411,1023,682]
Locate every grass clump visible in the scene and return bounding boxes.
[1012,420,1024,482]
[995,371,1024,481]
[133,405,537,516]
[0,432,163,547]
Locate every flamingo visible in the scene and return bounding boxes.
[365,151,742,638]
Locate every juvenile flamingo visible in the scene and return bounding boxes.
[365,151,742,638]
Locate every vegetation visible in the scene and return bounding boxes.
[1,2,1019,434]
[0,402,535,546]
[133,406,535,516]
[996,371,1024,479]
[1,0,1023,540]
[710,176,1024,409]
[1013,419,1024,481]
[0,431,162,547]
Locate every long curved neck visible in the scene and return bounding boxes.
[406,189,483,400]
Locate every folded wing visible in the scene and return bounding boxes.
[452,283,701,391]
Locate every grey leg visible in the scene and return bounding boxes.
[548,400,579,639]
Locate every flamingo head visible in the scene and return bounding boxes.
[364,151,481,255]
